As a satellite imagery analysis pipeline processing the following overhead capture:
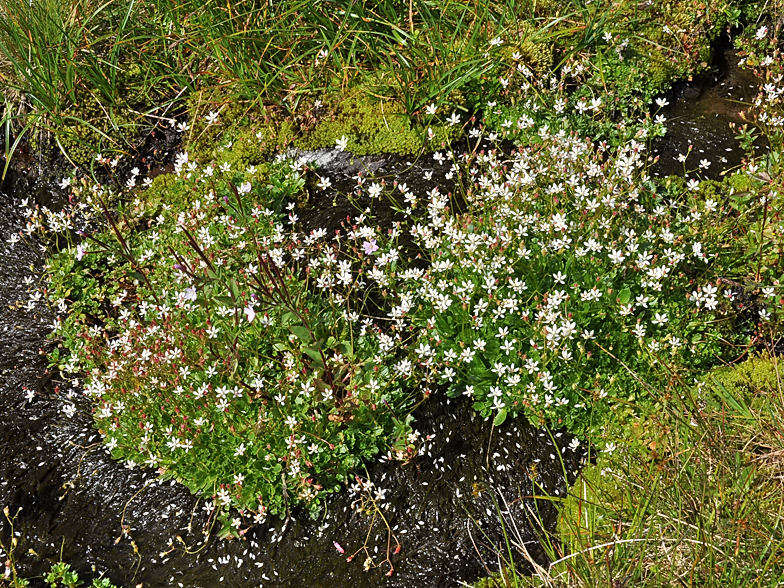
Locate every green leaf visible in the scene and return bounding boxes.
[446,385,462,398]
[302,346,325,368]
[493,409,508,427]
[618,287,631,305]
[289,325,312,343]
[473,401,489,412]
[338,340,353,357]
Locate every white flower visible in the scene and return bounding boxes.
[335,135,349,151]
[652,312,668,326]
[317,176,332,190]
[655,97,669,108]
[756,26,768,40]
[425,103,437,116]
[244,305,256,323]
[415,342,433,358]
[205,111,219,125]
[447,112,461,126]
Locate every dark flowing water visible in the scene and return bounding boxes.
[651,44,762,179]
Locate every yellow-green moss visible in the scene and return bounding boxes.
[512,22,554,76]
[185,90,460,167]
[707,352,781,405]
[292,92,451,156]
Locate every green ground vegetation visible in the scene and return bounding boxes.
[472,352,784,587]
[6,0,784,585]
[0,0,771,169]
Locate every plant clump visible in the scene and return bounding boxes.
[33,106,784,536]
[38,156,425,534]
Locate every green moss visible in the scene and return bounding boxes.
[185,90,460,167]
[727,169,757,194]
[707,352,781,406]
[185,94,281,168]
[514,22,554,75]
[292,92,452,156]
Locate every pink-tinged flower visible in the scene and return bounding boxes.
[362,239,378,255]
[244,305,256,323]
[334,542,345,554]
[76,244,86,261]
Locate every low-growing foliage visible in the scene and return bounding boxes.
[392,132,782,434]
[40,157,425,531]
[546,354,784,587]
[10,0,784,561]
[36,108,784,531]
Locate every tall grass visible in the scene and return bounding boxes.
[472,353,784,587]
[0,0,144,171]
[0,0,622,164]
